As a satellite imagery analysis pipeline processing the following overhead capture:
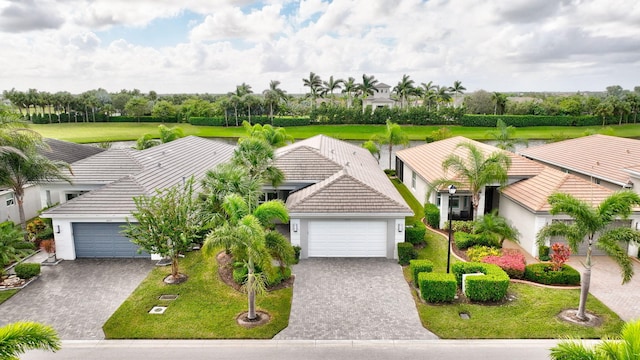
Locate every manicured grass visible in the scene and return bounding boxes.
[392,178,624,339]
[0,289,18,305]
[102,250,292,339]
[30,122,640,143]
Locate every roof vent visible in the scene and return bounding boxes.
[157,162,161,168]
[345,161,350,167]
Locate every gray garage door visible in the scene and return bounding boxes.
[73,222,149,258]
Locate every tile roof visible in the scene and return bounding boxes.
[395,136,544,191]
[520,135,640,187]
[61,148,143,184]
[42,138,105,164]
[277,135,412,215]
[500,167,613,212]
[44,136,235,216]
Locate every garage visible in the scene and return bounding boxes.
[307,220,388,257]
[73,222,149,258]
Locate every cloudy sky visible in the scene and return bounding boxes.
[0,0,638,95]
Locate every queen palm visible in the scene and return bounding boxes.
[372,119,409,170]
[537,191,640,321]
[0,321,61,359]
[550,319,640,360]
[202,194,289,320]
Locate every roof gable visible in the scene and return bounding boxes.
[275,145,342,181]
[42,138,105,164]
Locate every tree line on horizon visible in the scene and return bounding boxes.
[2,74,639,124]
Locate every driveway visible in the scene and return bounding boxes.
[0,257,154,339]
[567,256,640,321]
[274,258,438,340]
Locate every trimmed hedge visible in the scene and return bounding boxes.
[443,220,474,234]
[524,263,580,285]
[424,203,440,229]
[454,232,498,250]
[410,259,434,287]
[14,263,41,279]
[405,223,426,245]
[398,242,416,265]
[452,262,510,302]
[460,114,603,127]
[189,116,311,127]
[109,116,179,123]
[418,272,457,303]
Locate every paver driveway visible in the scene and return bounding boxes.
[274,258,438,340]
[0,258,154,339]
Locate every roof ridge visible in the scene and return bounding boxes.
[287,169,346,208]
[341,168,408,209]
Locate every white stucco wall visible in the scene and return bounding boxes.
[40,183,103,208]
[1,185,42,224]
[499,196,542,257]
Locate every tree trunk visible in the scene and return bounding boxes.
[577,243,592,320]
[247,260,256,320]
[171,256,179,279]
[388,143,393,170]
[17,193,27,231]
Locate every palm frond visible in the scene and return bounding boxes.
[0,321,61,359]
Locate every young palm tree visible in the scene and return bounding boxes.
[158,124,184,143]
[232,137,284,189]
[372,119,409,170]
[362,140,381,163]
[242,121,293,148]
[537,191,640,321]
[202,194,289,320]
[472,210,519,247]
[0,321,61,359]
[486,119,528,151]
[550,319,640,360]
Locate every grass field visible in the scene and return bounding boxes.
[30,122,640,143]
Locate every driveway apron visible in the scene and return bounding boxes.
[274,258,438,340]
[567,256,640,322]
[0,258,154,339]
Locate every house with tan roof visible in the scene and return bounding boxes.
[396,136,640,258]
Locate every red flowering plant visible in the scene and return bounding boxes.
[550,242,571,271]
[482,249,526,279]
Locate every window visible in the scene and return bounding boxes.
[436,193,441,206]
[6,194,15,207]
[65,191,87,201]
[411,172,417,190]
[259,191,278,204]
[450,196,460,208]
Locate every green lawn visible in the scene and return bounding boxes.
[392,179,624,339]
[30,122,640,143]
[103,250,292,339]
[0,289,18,305]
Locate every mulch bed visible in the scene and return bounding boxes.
[216,251,294,292]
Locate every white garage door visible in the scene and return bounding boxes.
[308,220,387,257]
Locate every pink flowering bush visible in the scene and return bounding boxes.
[550,242,571,271]
[482,249,526,279]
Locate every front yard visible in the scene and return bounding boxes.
[103,250,292,339]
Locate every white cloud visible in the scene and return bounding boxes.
[189,4,285,42]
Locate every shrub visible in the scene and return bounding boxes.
[454,232,497,250]
[418,272,457,303]
[405,223,426,245]
[466,245,502,262]
[451,262,510,302]
[460,114,602,127]
[424,203,440,229]
[384,169,397,177]
[26,218,48,240]
[14,263,41,279]
[444,220,474,233]
[524,263,580,285]
[550,242,571,271]
[538,245,550,261]
[410,259,434,287]
[232,262,292,286]
[482,249,526,279]
[292,245,301,264]
[398,242,416,265]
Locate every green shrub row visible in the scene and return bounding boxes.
[423,203,440,229]
[524,263,580,285]
[409,259,434,287]
[398,242,417,265]
[310,105,464,125]
[14,263,41,279]
[405,223,426,245]
[31,113,110,123]
[452,262,510,302]
[460,114,604,127]
[189,116,310,127]
[418,272,457,303]
[454,232,499,250]
[109,116,179,123]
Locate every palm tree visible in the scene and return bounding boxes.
[0,129,71,230]
[420,81,438,111]
[262,80,287,121]
[232,137,284,188]
[486,119,528,151]
[472,210,520,247]
[243,121,293,148]
[342,77,358,108]
[242,94,260,124]
[431,142,511,220]
[393,74,415,110]
[537,191,640,321]
[435,85,452,109]
[449,80,466,107]
[302,72,323,108]
[158,124,184,143]
[491,92,508,115]
[550,319,640,360]
[0,321,61,359]
[372,119,409,170]
[321,75,343,104]
[362,140,380,163]
[202,194,289,320]
[358,73,379,98]
[0,221,33,267]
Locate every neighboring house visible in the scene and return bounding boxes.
[275,135,413,259]
[41,136,236,260]
[362,83,396,112]
[0,185,40,224]
[395,136,640,258]
[519,134,639,191]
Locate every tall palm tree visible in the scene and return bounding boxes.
[202,194,289,320]
[449,80,466,107]
[342,77,357,108]
[491,92,508,115]
[537,191,640,321]
[372,119,409,170]
[393,74,415,110]
[486,119,528,151]
[321,75,343,104]
[0,321,61,359]
[435,85,452,109]
[550,319,640,360]
[0,129,71,230]
[262,80,287,121]
[420,81,437,111]
[302,72,323,108]
[431,142,511,220]
[358,73,379,98]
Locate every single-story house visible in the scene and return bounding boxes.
[41,136,236,260]
[395,136,640,258]
[275,135,413,259]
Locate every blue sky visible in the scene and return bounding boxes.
[0,0,638,94]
